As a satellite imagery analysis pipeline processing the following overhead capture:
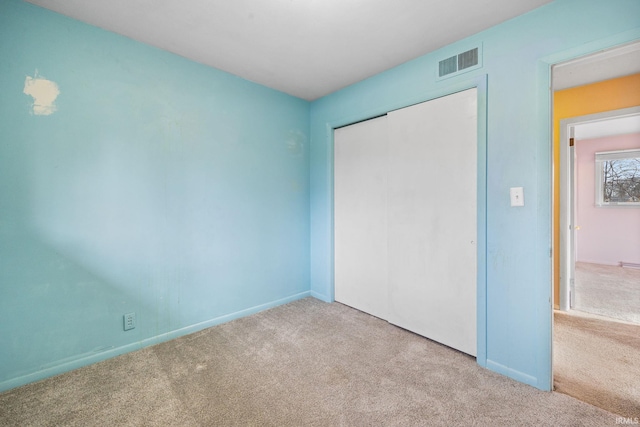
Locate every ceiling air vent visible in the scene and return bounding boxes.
[438,46,481,79]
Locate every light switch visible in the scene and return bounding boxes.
[510,187,524,207]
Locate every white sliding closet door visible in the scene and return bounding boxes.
[334,116,389,320]
[334,88,477,356]
[387,88,477,356]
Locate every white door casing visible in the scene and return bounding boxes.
[558,106,640,311]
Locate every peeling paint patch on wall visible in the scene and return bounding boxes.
[23,72,60,115]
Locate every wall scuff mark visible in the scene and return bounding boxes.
[285,130,306,157]
[23,71,60,115]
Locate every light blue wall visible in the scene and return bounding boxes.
[2,0,639,395]
[0,0,310,391]
[309,0,640,391]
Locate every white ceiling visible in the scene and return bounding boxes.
[554,41,640,140]
[575,115,640,141]
[553,41,640,91]
[25,0,553,100]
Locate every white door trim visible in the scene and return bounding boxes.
[558,105,640,311]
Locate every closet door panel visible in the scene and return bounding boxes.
[334,116,389,320]
[387,89,477,356]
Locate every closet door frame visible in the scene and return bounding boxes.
[328,75,488,366]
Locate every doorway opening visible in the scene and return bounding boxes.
[558,108,640,320]
[551,41,640,417]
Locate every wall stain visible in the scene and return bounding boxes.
[286,130,306,157]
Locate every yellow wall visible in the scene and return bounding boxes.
[553,73,640,306]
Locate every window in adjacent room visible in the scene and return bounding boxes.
[595,149,640,206]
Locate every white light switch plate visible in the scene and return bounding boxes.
[510,187,524,207]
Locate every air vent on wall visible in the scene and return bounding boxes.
[438,46,481,78]
[458,48,478,71]
[439,55,458,77]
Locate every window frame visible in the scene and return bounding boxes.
[594,148,640,207]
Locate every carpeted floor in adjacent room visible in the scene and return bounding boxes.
[554,310,640,419]
[553,260,640,418]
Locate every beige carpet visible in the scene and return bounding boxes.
[1,298,619,426]
[554,310,640,418]
[574,262,640,324]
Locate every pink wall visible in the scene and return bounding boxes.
[575,132,640,265]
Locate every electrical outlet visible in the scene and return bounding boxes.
[123,312,136,331]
